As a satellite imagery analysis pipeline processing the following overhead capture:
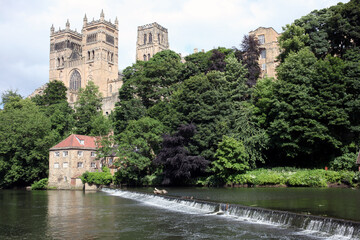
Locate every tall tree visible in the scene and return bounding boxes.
[0,98,53,187]
[74,81,110,136]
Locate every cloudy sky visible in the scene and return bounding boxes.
[0,0,349,97]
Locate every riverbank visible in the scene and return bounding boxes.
[215,168,360,188]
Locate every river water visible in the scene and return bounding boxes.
[0,188,359,239]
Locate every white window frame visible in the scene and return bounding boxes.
[63,162,69,168]
[54,152,60,157]
[77,151,83,157]
[91,162,96,168]
[262,63,267,71]
[54,162,60,169]
[63,151,68,157]
[77,162,83,168]
[258,34,265,44]
[91,152,96,157]
[260,49,266,59]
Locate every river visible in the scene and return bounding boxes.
[0,188,359,239]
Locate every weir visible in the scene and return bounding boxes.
[102,188,360,239]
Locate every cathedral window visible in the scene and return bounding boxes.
[144,34,147,44]
[149,33,152,43]
[111,53,114,62]
[57,58,60,67]
[109,84,112,93]
[143,54,147,61]
[148,54,150,60]
[61,57,65,66]
[88,51,90,60]
[92,50,95,60]
[69,69,81,90]
[87,33,97,43]
[158,34,160,42]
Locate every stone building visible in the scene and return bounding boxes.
[48,134,101,189]
[249,27,281,79]
[136,22,169,61]
[49,10,122,114]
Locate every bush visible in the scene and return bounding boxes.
[31,178,48,190]
[329,152,357,171]
[80,167,113,185]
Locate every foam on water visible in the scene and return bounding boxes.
[102,188,360,240]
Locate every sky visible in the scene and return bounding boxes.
[0,0,349,98]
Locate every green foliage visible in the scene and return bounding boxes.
[278,24,310,62]
[31,178,48,190]
[229,168,358,187]
[329,152,358,171]
[80,167,113,185]
[74,81,110,136]
[1,89,22,108]
[0,98,54,188]
[114,117,166,185]
[212,136,249,183]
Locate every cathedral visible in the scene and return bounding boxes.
[47,10,169,114]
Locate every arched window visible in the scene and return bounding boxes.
[143,54,147,61]
[149,33,152,43]
[61,57,64,66]
[88,51,90,60]
[57,58,60,67]
[144,34,147,44]
[158,34,160,43]
[109,84,112,93]
[111,53,114,62]
[69,69,81,90]
[148,54,150,60]
[92,50,95,60]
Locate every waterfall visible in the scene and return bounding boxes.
[102,188,360,239]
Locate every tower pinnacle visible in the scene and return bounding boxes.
[100,9,105,21]
[66,19,70,30]
[51,24,54,34]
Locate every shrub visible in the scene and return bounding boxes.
[329,152,357,171]
[31,178,48,190]
[80,167,113,185]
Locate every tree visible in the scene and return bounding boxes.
[154,124,209,185]
[0,98,53,188]
[237,35,261,86]
[208,49,226,72]
[1,89,22,109]
[278,24,309,62]
[114,117,166,185]
[74,81,109,136]
[212,136,249,184]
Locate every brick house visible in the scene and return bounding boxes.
[48,134,102,189]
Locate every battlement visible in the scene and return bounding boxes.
[138,22,168,33]
[52,28,82,38]
[85,19,117,29]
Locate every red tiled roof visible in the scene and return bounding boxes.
[50,134,99,150]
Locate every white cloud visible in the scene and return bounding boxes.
[0,0,349,97]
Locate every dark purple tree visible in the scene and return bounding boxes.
[237,35,261,87]
[208,49,226,72]
[154,124,209,185]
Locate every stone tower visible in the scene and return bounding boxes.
[136,22,169,61]
[49,10,121,111]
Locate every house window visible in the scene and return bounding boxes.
[63,162,69,168]
[54,162,59,168]
[260,49,266,59]
[262,63,267,71]
[258,35,265,44]
[77,162,83,168]
[54,152,60,157]
[78,151,83,157]
[109,158,113,165]
[91,162,96,168]
[63,151,68,157]
[91,152,96,157]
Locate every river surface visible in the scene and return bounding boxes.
[0,188,359,239]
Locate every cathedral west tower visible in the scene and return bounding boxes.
[49,10,121,112]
